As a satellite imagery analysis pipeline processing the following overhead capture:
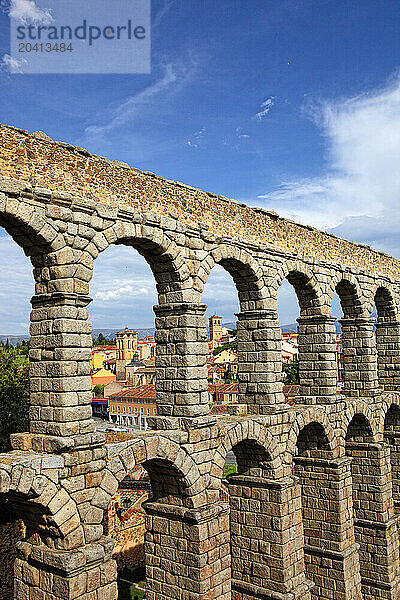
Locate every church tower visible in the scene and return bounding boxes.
[209,314,223,343]
[115,327,138,381]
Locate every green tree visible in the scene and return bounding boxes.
[0,347,29,452]
[213,340,238,356]
[93,384,105,397]
[282,360,299,384]
[93,333,116,346]
[19,340,29,356]
[224,365,236,383]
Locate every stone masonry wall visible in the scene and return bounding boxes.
[0,123,399,279]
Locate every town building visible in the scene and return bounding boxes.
[91,396,109,419]
[109,384,157,430]
[137,336,156,360]
[208,382,238,404]
[127,358,156,387]
[91,366,116,388]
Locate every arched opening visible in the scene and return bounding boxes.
[224,439,276,598]
[90,244,158,432]
[374,286,400,390]
[278,269,336,399]
[277,280,300,396]
[345,413,399,598]
[203,265,239,410]
[294,422,361,600]
[384,404,400,514]
[105,448,204,600]
[87,226,209,426]
[202,253,271,414]
[335,279,378,397]
[332,290,344,388]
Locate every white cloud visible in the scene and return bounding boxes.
[0,53,27,73]
[257,77,400,235]
[95,285,150,302]
[0,233,34,334]
[255,97,275,120]
[9,0,53,24]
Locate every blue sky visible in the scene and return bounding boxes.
[0,0,399,333]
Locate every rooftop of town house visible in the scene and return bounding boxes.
[110,384,157,400]
[208,383,239,394]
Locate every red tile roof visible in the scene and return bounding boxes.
[208,383,238,393]
[283,384,300,397]
[110,384,156,400]
[110,382,299,403]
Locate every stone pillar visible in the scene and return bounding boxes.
[376,319,400,390]
[13,292,95,453]
[153,303,210,422]
[14,537,117,600]
[236,310,285,412]
[338,317,379,397]
[227,473,312,600]
[144,501,230,600]
[296,315,338,400]
[294,455,362,600]
[345,441,400,599]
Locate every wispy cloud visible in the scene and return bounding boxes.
[0,53,26,73]
[8,0,53,24]
[257,77,400,235]
[236,126,250,139]
[84,63,178,143]
[255,97,275,120]
[153,0,177,30]
[187,127,205,149]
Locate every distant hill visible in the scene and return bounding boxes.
[0,319,343,345]
[92,327,156,340]
[0,335,30,344]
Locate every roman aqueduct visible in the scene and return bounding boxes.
[1,124,400,600]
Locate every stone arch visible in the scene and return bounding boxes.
[78,217,193,302]
[273,260,326,316]
[372,282,398,320]
[381,396,400,511]
[343,402,377,442]
[96,436,206,512]
[379,393,400,435]
[0,465,84,549]
[197,244,268,310]
[285,408,337,465]
[210,420,283,491]
[330,272,368,318]
[0,195,64,258]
